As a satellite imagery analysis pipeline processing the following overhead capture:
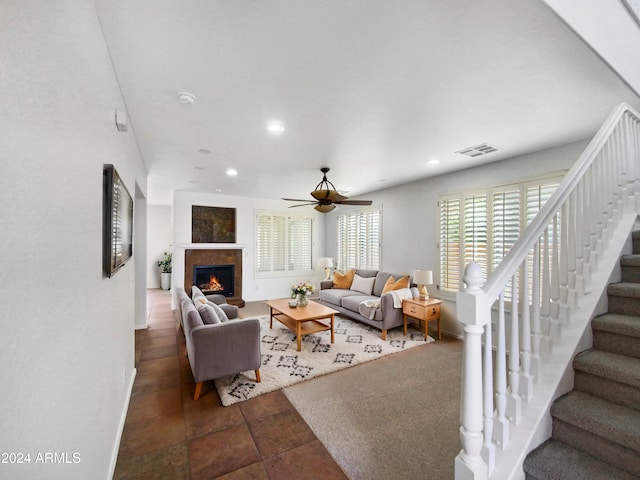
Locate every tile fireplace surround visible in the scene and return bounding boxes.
[184,248,244,307]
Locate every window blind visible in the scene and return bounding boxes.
[438,175,562,296]
[337,208,381,271]
[255,212,313,275]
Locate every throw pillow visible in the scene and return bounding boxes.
[382,275,410,294]
[207,301,230,322]
[350,273,376,295]
[333,269,355,289]
[197,303,221,324]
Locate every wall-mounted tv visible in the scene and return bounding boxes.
[103,164,134,277]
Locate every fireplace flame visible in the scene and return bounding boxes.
[204,275,224,292]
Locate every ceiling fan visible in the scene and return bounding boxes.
[283,167,373,213]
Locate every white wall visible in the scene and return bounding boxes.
[542,0,640,97]
[147,205,173,289]
[0,1,147,478]
[324,140,588,337]
[172,191,326,302]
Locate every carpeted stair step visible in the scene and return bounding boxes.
[573,350,640,411]
[551,391,640,476]
[592,313,640,359]
[523,440,639,480]
[607,282,640,316]
[621,254,640,283]
[632,230,640,254]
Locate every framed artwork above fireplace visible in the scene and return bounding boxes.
[192,206,236,243]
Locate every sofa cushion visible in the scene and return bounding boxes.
[373,271,407,297]
[197,303,221,324]
[319,288,361,306]
[333,269,355,289]
[207,301,230,322]
[350,274,376,295]
[355,269,378,278]
[341,294,383,320]
[382,275,410,294]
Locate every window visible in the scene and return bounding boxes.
[255,211,313,275]
[438,175,562,294]
[337,208,381,271]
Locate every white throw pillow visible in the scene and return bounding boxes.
[350,274,376,295]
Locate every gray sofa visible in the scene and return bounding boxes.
[319,269,418,340]
[176,287,262,400]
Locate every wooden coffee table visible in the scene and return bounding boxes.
[265,298,339,351]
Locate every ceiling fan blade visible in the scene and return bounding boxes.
[282,198,315,202]
[288,203,317,208]
[334,199,373,206]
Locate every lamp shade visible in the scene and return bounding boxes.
[413,270,433,285]
[317,257,334,269]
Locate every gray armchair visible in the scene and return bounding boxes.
[176,288,261,400]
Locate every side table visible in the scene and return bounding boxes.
[402,298,443,340]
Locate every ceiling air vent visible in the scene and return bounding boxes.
[455,143,500,158]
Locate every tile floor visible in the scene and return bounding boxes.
[114,289,348,480]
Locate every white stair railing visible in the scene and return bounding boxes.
[455,103,640,480]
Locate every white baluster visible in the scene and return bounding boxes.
[531,241,543,380]
[507,273,521,425]
[575,181,585,297]
[482,322,495,473]
[567,192,578,309]
[519,259,534,402]
[550,214,561,341]
[559,201,571,327]
[540,225,552,357]
[455,263,489,480]
[493,291,509,448]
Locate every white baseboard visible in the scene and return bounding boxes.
[107,367,137,480]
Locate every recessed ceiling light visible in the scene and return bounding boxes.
[196,148,211,154]
[267,120,285,135]
[427,158,440,166]
[215,188,222,193]
[178,92,196,104]
[226,168,238,177]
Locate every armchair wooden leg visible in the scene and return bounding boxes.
[255,369,261,383]
[194,382,203,401]
[381,329,387,341]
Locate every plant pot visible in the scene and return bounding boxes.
[161,272,172,290]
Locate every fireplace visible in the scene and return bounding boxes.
[185,248,244,307]
[194,264,235,297]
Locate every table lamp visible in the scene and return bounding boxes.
[317,257,334,280]
[413,270,433,301]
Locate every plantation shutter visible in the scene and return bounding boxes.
[337,208,381,271]
[255,212,312,274]
[439,197,461,291]
[288,216,313,270]
[463,193,488,279]
[491,187,521,271]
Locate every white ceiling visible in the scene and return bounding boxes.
[95,0,640,206]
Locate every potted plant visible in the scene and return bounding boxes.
[157,251,172,290]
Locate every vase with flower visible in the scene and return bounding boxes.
[291,281,314,307]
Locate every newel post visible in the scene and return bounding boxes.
[455,263,489,480]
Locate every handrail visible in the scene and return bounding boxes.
[455,102,640,480]
[484,103,636,299]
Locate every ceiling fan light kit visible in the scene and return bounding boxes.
[283,167,373,213]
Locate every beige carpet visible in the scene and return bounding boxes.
[284,335,463,480]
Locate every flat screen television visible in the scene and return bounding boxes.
[103,164,134,277]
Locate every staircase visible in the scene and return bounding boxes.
[523,231,640,480]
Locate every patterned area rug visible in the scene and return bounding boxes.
[214,315,433,406]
